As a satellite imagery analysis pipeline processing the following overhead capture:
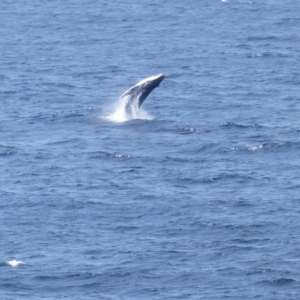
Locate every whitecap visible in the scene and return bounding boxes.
[6,260,25,267]
[248,144,264,152]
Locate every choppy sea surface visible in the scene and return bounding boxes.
[1,1,300,299]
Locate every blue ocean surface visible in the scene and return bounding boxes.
[1,0,300,299]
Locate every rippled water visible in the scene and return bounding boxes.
[1,1,300,299]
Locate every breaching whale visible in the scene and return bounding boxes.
[120,74,165,118]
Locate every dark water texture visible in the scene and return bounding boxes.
[1,0,300,299]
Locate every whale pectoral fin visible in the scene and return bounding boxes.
[120,86,139,99]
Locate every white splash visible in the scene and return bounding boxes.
[104,96,153,123]
[6,260,25,267]
[105,98,128,123]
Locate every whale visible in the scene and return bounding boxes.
[120,74,165,118]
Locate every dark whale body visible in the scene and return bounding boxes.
[120,74,165,118]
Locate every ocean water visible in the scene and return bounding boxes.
[1,0,300,299]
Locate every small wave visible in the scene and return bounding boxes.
[259,277,297,286]
[46,137,85,146]
[176,126,198,135]
[248,52,290,58]
[248,144,265,152]
[41,82,76,89]
[88,150,209,164]
[175,172,255,187]
[204,173,255,184]
[247,35,278,41]
[224,141,300,153]
[221,122,262,129]
[89,151,132,160]
[248,141,300,152]
[50,111,86,121]
[6,260,25,267]
[0,145,17,156]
